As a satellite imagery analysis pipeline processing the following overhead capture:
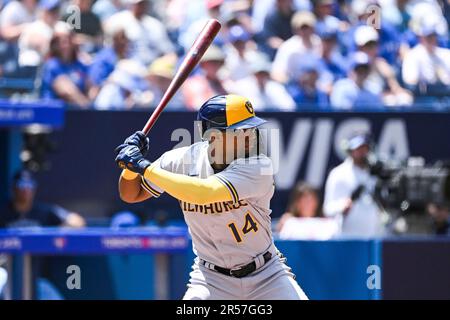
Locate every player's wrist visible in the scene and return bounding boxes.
[135,159,151,175]
[121,169,140,180]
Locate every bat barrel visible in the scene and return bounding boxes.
[142,19,222,135]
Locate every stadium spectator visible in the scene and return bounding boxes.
[182,45,230,110]
[427,203,450,235]
[94,59,149,110]
[0,170,85,228]
[178,0,227,52]
[0,169,85,300]
[314,21,347,94]
[224,24,259,81]
[62,0,103,56]
[251,0,312,34]
[378,0,411,34]
[323,132,385,238]
[146,54,185,109]
[345,0,401,66]
[92,0,125,22]
[277,182,321,230]
[88,27,129,97]
[17,0,61,67]
[354,25,413,106]
[0,0,37,42]
[312,0,345,39]
[330,51,383,109]
[221,0,254,34]
[229,52,295,111]
[40,22,92,107]
[271,10,322,83]
[276,182,338,240]
[260,0,296,58]
[400,1,449,50]
[402,20,450,97]
[286,54,329,108]
[104,0,175,66]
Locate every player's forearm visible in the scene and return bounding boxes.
[143,164,232,205]
[118,170,152,203]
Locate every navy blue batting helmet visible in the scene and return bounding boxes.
[197,95,267,134]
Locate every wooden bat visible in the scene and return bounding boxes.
[142,19,222,135]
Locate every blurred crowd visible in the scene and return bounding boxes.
[0,0,449,110]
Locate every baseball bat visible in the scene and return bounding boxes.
[142,19,222,135]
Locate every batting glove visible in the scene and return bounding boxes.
[115,145,151,175]
[115,131,150,156]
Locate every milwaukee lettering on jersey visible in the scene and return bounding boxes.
[179,199,248,214]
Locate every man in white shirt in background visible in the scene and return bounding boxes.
[230,52,296,111]
[104,0,174,66]
[0,0,37,42]
[18,0,61,67]
[323,133,384,238]
[402,19,450,94]
[271,10,322,83]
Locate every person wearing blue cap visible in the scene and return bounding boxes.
[323,132,384,238]
[224,24,259,81]
[0,170,86,228]
[314,19,347,93]
[330,51,383,109]
[285,53,329,108]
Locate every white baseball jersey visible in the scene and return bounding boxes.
[141,141,275,269]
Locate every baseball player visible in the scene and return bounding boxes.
[114,94,308,300]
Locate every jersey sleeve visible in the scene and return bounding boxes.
[141,157,164,197]
[214,156,274,203]
[140,146,190,197]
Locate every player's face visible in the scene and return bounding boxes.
[229,128,257,160]
[350,144,370,165]
[207,128,258,165]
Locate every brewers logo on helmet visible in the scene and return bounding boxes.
[197,94,267,135]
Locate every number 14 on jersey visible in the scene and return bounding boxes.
[228,212,258,243]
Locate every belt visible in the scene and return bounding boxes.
[200,251,273,278]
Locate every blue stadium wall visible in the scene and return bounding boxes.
[14,109,450,220]
[43,238,450,299]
